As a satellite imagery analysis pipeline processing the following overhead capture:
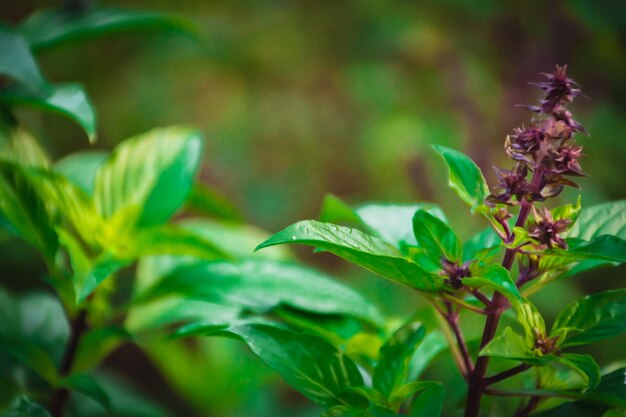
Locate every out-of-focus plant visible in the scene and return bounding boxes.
[1,4,387,417]
[165,66,626,417]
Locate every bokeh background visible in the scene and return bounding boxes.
[2,1,626,416]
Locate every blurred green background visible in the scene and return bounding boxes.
[2,1,626,416]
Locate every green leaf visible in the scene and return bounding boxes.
[533,401,608,417]
[462,226,502,262]
[551,197,582,225]
[94,126,203,228]
[60,373,110,410]
[72,326,130,373]
[0,396,51,417]
[551,289,626,346]
[356,203,446,248]
[319,194,447,248]
[21,167,102,247]
[373,322,425,399]
[208,324,364,407]
[515,298,546,347]
[319,194,364,225]
[464,263,522,306]
[406,381,445,416]
[138,258,383,325]
[257,220,442,292]
[82,372,168,417]
[184,183,243,222]
[0,162,58,262]
[0,84,97,143]
[178,218,291,260]
[126,297,241,332]
[559,353,600,389]
[19,7,197,51]
[323,405,402,417]
[564,235,626,263]
[0,28,47,93]
[0,125,50,168]
[412,209,461,261]
[568,200,626,241]
[480,327,553,366]
[432,145,489,209]
[54,151,108,195]
[587,367,626,407]
[0,339,58,383]
[129,224,228,261]
[56,226,127,303]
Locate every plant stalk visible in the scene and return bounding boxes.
[464,168,544,417]
[49,308,88,417]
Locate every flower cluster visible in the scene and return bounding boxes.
[440,258,471,290]
[488,66,586,206]
[488,65,586,252]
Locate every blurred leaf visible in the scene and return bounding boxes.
[568,200,626,240]
[138,258,383,325]
[60,373,110,410]
[0,125,50,168]
[0,84,97,143]
[126,297,241,332]
[412,209,460,261]
[409,330,447,380]
[319,194,363,225]
[551,289,626,347]
[130,224,228,260]
[20,7,198,51]
[56,227,127,303]
[257,220,442,292]
[0,396,51,417]
[71,371,168,417]
[22,168,101,247]
[94,126,203,228]
[185,183,242,222]
[323,405,402,417]
[356,204,446,249]
[319,194,446,248]
[0,339,58,383]
[533,401,607,417]
[0,162,58,262]
[464,263,521,305]
[73,326,130,372]
[178,218,291,260]
[54,151,109,195]
[393,381,445,416]
[564,235,626,263]
[432,145,489,210]
[373,322,425,400]
[462,226,502,262]
[207,324,364,407]
[0,28,47,93]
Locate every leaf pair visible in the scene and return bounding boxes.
[482,290,626,391]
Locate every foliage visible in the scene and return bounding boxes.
[1,3,626,417]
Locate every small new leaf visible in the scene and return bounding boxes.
[412,209,461,262]
[432,145,489,210]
